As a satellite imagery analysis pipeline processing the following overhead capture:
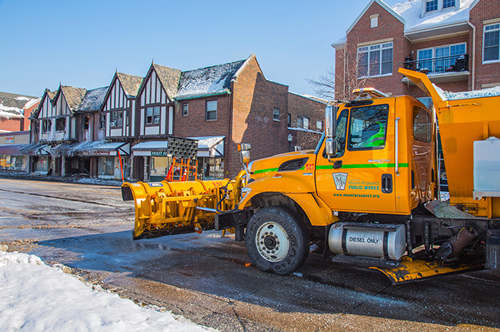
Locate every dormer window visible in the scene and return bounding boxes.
[426,0,438,12]
[424,0,456,14]
[443,0,455,8]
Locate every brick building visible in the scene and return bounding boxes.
[22,54,325,181]
[332,0,500,99]
[0,92,39,132]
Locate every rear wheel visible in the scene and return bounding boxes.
[245,207,309,275]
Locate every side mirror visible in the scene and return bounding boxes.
[325,106,338,158]
[238,143,251,164]
[240,151,250,164]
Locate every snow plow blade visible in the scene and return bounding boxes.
[121,171,246,240]
[371,256,484,284]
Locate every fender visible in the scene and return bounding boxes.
[238,176,336,227]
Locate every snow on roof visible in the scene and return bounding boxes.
[392,0,474,33]
[132,141,169,150]
[0,109,24,119]
[175,59,246,100]
[331,36,347,48]
[0,92,39,119]
[23,98,41,110]
[78,86,109,111]
[188,136,224,149]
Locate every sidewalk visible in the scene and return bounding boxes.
[0,171,124,187]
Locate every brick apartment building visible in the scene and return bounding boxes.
[14,54,325,181]
[0,92,39,132]
[332,0,500,100]
[0,92,40,173]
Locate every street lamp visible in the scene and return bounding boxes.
[288,134,293,151]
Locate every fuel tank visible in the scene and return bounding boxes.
[329,223,406,261]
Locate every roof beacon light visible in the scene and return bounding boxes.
[353,88,389,100]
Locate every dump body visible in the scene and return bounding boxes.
[400,68,500,218]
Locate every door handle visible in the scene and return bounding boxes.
[333,160,342,169]
[382,174,393,193]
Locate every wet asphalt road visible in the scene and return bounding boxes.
[0,177,499,331]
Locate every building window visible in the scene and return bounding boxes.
[443,0,455,8]
[273,108,280,121]
[42,119,51,133]
[417,43,466,72]
[297,116,310,130]
[371,16,378,28]
[83,116,89,130]
[110,111,123,128]
[317,120,323,131]
[100,113,105,129]
[146,106,160,125]
[182,103,189,117]
[206,100,217,121]
[358,42,393,78]
[426,0,438,12]
[287,113,291,126]
[56,118,65,131]
[484,24,500,62]
[98,156,115,176]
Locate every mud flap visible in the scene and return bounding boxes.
[370,256,484,284]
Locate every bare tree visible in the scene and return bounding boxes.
[307,41,369,101]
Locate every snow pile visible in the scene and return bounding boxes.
[443,86,500,100]
[392,0,474,33]
[0,249,214,332]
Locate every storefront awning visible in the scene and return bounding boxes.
[51,142,81,157]
[19,143,51,156]
[73,140,130,156]
[132,141,169,155]
[189,136,225,158]
[132,137,198,159]
[0,144,26,156]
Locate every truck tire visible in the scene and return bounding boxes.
[245,207,309,275]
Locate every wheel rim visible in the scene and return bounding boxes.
[255,221,290,262]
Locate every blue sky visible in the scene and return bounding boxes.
[0,0,402,98]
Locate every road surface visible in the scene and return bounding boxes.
[0,177,499,331]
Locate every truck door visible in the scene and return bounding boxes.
[316,102,396,214]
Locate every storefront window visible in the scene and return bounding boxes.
[34,156,49,172]
[151,156,173,178]
[98,156,115,176]
[199,158,224,180]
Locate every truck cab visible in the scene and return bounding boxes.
[239,91,437,226]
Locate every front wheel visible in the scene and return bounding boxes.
[245,207,309,275]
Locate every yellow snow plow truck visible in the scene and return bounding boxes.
[122,68,500,284]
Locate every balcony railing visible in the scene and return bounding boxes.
[403,54,469,74]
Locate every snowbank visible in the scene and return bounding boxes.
[0,249,214,332]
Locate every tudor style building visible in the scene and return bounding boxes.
[23,86,87,175]
[23,55,326,182]
[332,0,500,100]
